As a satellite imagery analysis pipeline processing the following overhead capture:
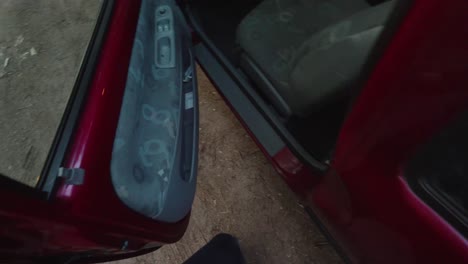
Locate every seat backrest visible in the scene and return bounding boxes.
[287,1,395,115]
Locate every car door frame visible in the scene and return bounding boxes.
[0,0,196,262]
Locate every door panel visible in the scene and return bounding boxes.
[0,0,198,261]
[111,0,198,223]
[50,0,199,257]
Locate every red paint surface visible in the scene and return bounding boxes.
[305,0,468,263]
[1,0,467,262]
[57,0,189,250]
[0,0,189,261]
[270,148,319,198]
[199,0,468,262]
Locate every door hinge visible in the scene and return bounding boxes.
[58,167,85,185]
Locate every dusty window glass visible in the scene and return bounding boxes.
[0,1,103,187]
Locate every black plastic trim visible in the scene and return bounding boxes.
[239,54,292,117]
[37,0,115,195]
[421,179,468,234]
[304,206,351,264]
[195,44,284,156]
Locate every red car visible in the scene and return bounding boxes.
[1,0,467,263]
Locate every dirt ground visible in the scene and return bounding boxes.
[0,1,341,263]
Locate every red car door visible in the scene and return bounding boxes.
[307,0,468,262]
[0,0,199,262]
[182,0,468,262]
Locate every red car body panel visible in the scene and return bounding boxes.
[259,0,468,263]
[0,0,189,261]
[0,0,467,262]
[58,0,190,249]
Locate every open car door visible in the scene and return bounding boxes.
[0,0,198,262]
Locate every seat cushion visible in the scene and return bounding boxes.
[237,0,369,115]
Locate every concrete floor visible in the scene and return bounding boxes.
[0,0,102,186]
[0,1,341,263]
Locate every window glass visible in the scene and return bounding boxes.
[0,1,103,187]
[407,112,468,224]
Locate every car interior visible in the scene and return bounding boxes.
[185,0,397,162]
